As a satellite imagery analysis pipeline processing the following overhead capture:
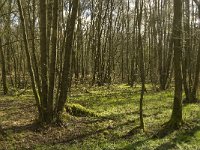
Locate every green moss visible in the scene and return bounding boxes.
[65,103,98,117]
[194,131,200,140]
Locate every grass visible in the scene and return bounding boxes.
[0,84,200,150]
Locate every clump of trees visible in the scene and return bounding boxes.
[0,0,200,130]
[17,0,79,123]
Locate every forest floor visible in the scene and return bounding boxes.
[0,84,200,150]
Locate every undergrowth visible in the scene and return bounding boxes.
[0,84,199,150]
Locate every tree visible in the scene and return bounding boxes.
[190,0,200,102]
[136,0,145,131]
[166,0,183,129]
[182,0,200,103]
[56,0,79,121]
[17,0,79,124]
[39,0,49,122]
[182,0,192,103]
[0,38,8,95]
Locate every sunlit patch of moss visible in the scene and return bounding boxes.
[65,103,98,117]
[183,104,200,122]
[117,84,131,89]
[194,130,200,140]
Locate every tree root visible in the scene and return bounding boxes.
[154,119,184,138]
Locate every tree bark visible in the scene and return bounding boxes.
[167,0,183,129]
[39,0,49,122]
[0,38,8,95]
[17,0,41,118]
[56,0,79,121]
[48,0,59,121]
[191,0,200,102]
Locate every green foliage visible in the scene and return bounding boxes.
[65,103,98,117]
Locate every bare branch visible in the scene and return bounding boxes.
[193,0,200,6]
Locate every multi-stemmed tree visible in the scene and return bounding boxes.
[17,0,79,123]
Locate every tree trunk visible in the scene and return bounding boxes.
[191,0,200,102]
[136,0,145,131]
[39,0,49,122]
[17,0,41,119]
[48,0,59,122]
[56,0,79,121]
[0,38,8,95]
[167,0,183,129]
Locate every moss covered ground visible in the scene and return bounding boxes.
[0,84,200,150]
